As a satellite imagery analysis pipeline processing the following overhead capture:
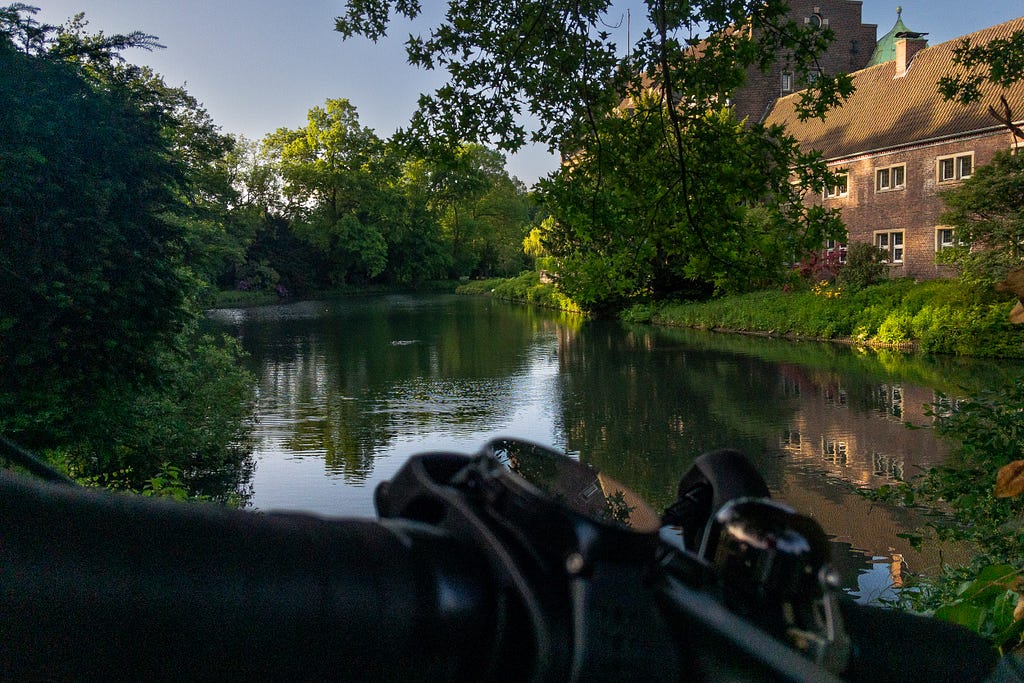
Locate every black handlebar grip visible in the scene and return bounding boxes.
[0,472,496,682]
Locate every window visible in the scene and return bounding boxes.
[935,227,956,251]
[825,239,847,264]
[781,72,794,93]
[875,230,904,263]
[824,172,848,198]
[875,163,905,192]
[938,152,973,182]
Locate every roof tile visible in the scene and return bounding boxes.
[764,16,1024,160]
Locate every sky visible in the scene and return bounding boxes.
[31,0,1024,185]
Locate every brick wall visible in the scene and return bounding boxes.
[820,130,1015,279]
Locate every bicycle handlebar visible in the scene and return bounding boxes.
[0,442,1013,682]
[0,471,496,681]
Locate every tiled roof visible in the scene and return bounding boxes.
[764,16,1024,161]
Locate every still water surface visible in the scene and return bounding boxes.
[206,293,1017,602]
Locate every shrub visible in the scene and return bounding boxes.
[874,312,915,345]
[837,242,889,291]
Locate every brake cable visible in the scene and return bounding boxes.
[0,435,77,486]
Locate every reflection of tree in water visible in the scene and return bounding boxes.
[556,320,796,510]
[221,296,565,483]
[191,453,256,507]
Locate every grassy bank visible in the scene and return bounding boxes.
[456,272,584,314]
[624,279,1024,358]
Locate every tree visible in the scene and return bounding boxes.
[470,173,536,277]
[385,157,453,284]
[422,144,535,277]
[1,12,187,428]
[424,144,503,275]
[0,6,254,496]
[336,0,852,308]
[538,93,843,308]
[265,99,392,283]
[937,149,1024,288]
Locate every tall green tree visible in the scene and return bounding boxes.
[336,0,852,308]
[265,99,393,283]
[539,92,842,308]
[425,144,503,275]
[0,6,253,496]
[470,173,536,277]
[1,10,186,430]
[382,156,452,285]
[423,143,535,277]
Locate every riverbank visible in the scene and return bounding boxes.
[210,280,461,308]
[455,272,584,314]
[626,279,1024,358]
[460,274,1024,359]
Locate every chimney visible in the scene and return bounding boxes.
[895,32,928,77]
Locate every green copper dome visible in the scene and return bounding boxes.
[868,7,927,66]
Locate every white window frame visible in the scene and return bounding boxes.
[824,172,848,199]
[825,239,847,264]
[874,163,906,192]
[937,152,974,182]
[935,227,957,252]
[875,229,904,264]
[781,72,794,93]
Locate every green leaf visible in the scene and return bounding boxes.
[934,602,988,632]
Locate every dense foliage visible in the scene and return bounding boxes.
[0,6,254,497]
[224,104,539,293]
[336,0,853,310]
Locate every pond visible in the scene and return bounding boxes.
[206,293,1018,602]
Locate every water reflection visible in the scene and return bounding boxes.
[207,294,1017,598]
[208,295,576,515]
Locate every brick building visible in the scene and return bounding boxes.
[763,15,1024,280]
[732,0,879,125]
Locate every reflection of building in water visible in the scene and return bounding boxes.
[772,468,966,595]
[890,553,905,589]
[775,369,948,489]
[770,371,965,593]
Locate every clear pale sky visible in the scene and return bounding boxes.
[32,1,1024,185]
